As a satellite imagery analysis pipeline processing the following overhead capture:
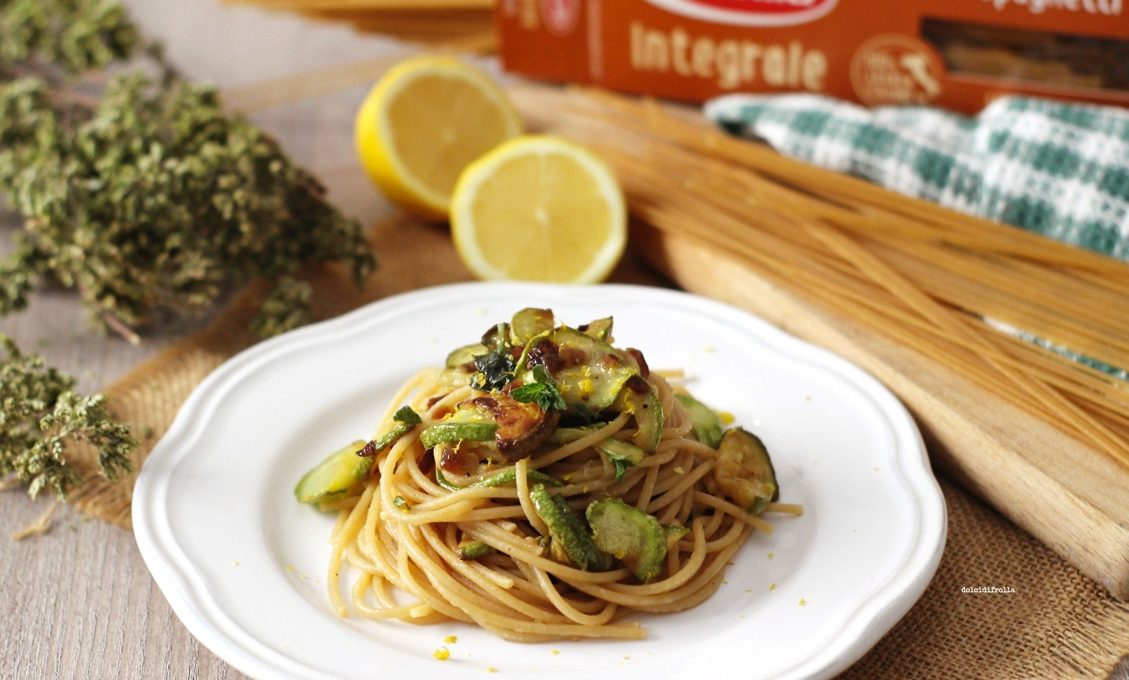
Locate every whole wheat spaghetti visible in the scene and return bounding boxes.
[296,308,799,641]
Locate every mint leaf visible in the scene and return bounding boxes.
[511,370,566,412]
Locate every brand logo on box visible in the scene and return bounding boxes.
[540,0,581,36]
[646,0,838,26]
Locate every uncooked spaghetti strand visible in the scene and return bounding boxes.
[641,187,1127,452]
[607,91,1129,275]
[530,83,1125,278]
[806,220,1129,463]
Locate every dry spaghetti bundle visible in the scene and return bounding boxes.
[296,308,799,641]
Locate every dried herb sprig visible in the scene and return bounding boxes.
[0,0,138,76]
[0,335,135,499]
[0,0,376,340]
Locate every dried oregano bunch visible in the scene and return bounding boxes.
[0,0,376,500]
[0,0,376,340]
[0,0,138,74]
[0,335,134,498]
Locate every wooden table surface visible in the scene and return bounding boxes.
[0,2,426,677]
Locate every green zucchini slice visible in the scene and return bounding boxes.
[594,437,645,481]
[531,327,637,411]
[469,467,564,488]
[714,427,779,515]
[419,421,497,450]
[510,307,555,345]
[457,540,496,560]
[294,440,373,505]
[586,498,667,583]
[675,394,724,449]
[579,316,613,342]
[613,377,664,453]
[529,484,607,571]
[445,343,486,368]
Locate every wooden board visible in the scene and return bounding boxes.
[634,225,1129,599]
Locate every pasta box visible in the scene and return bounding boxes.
[495,0,1129,112]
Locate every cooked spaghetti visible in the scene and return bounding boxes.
[295,308,799,641]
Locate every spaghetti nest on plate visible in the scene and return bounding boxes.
[294,308,801,641]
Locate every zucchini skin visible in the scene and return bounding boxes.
[294,440,373,505]
[714,427,779,515]
[586,498,667,583]
[419,421,497,450]
[675,394,724,449]
[529,484,607,571]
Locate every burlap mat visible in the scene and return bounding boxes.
[65,215,1128,678]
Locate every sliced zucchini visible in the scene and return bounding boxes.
[434,466,462,491]
[663,523,690,550]
[579,316,613,342]
[549,424,607,444]
[429,394,559,485]
[419,399,499,450]
[469,393,559,459]
[480,322,510,349]
[613,377,664,452]
[595,438,644,465]
[366,422,411,455]
[419,421,497,450]
[439,366,473,389]
[294,440,373,505]
[457,540,496,560]
[469,467,564,488]
[595,437,644,481]
[586,498,667,583]
[446,343,486,368]
[361,406,423,456]
[532,327,638,411]
[529,484,607,571]
[510,308,555,345]
[675,394,724,449]
[714,427,779,515]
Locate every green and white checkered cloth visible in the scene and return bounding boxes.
[703,94,1129,262]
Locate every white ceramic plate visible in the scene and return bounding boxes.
[134,282,945,680]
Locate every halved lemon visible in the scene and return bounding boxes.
[451,135,627,284]
[355,56,522,219]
